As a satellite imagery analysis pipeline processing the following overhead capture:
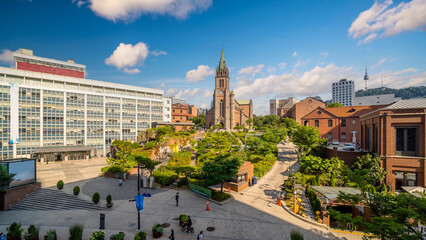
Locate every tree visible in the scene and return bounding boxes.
[327,102,343,107]
[350,153,387,187]
[292,125,321,155]
[245,119,253,129]
[111,140,139,168]
[191,114,206,127]
[0,164,15,192]
[281,118,298,136]
[330,192,426,240]
[202,153,242,192]
[174,166,197,178]
[135,154,161,178]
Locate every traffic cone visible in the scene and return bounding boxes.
[228,187,231,193]
[276,197,281,205]
[206,201,210,211]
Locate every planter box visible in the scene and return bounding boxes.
[152,230,163,238]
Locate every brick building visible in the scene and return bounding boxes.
[172,103,196,123]
[359,99,426,191]
[287,97,325,125]
[302,105,387,144]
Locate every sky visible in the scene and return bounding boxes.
[0,0,425,115]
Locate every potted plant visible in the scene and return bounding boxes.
[110,232,125,240]
[290,230,304,240]
[68,224,83,240]
[43,230,56,240]
[106,194,113,208]
[73,186,80,196]
[89,231,105,240]
[92,192,100,204]
[133,231,147,240]
[57,180,64,190]
[24,225,39,240]
[151,223,163,238]
[7,222,23,240]
[179,214,188,226]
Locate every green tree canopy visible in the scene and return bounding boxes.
[202,153,242,192]
[292,125,321,155]
[350,153,387,188]
[135,154,161,178]
[327,102,343,107]
[191,114,206,127]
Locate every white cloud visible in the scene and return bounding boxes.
[85,0,213,22]
[105,42,148,74]
[238,64,264,76]
[76,1,87,7]
[203,89,213,98]
[166,88,178,96]
[185,65,215,82]
[267,66,277,73]
[177,88,201,98]
[320,52,329,58]
[292,51,298,57]
[151,50,168,56]
[123,68,141,74]
[160,83,166,89]
[0,49,18,65]
[349,0,426,43]
[373,58,387,68]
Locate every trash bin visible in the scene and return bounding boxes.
[253,177,257,185]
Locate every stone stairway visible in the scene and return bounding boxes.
[11,188,105,211]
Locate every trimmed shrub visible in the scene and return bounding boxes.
[57,180,64,190]
[144,142,156,149]
[68,224,83,240]
[109,232,125,240]
[152,223,161,231]
[92,192,100,204]
[177,177,189,187]
[7,222,23,239]
[155,227,163,233]
[179,214,188,222]
[73,186,80,196]
[106,194,112,204]
[89,231,105,240]
[24,224,39,240]
[134,232,147,240]
[290,230,304,240]
[168,151,192,167]
[44,230,56,240]
[153,168,178,186]
[103,165,126,173]
[211,190,232,202]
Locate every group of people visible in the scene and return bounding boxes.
[173,192,203,239]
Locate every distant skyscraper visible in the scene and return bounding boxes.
[332,79,354,106]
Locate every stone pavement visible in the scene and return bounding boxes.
[36,158,108,187]
[1,143,363,240]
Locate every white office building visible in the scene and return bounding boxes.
[353,94,401,106]
[0,49,169,161]
[332,79,354,106]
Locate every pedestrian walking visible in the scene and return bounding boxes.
[175,192,179,206]
[118,179,122,187]
[169,229,175,240]
[197,231,203,240]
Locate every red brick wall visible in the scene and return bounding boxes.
[292,98,326,124]
[223,161,254,192]
[17,62,84,78]
[326,148,363,165]
[0,182,41,210]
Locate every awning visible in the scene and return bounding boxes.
[34,146,95,154]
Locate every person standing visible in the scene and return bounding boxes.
[175,192,179,207]
[169,229,175,240]
[197,231,203,240]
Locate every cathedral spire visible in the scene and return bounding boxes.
[217,49,228,74]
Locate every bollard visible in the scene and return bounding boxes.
[100,213,105,229]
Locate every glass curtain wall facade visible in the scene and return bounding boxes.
[0,68,164,160]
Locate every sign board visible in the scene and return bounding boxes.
[189,183,211,198]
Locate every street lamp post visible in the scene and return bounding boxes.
[137,164,140,230]
[293,175,296,212]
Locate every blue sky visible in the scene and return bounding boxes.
[0,0,425,115]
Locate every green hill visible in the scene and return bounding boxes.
[355,86,426,99]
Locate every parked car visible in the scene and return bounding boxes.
[343,143,355,151]
[332,140,339,145]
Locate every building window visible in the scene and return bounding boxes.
[328,133,332,140]
[395,127,418,156]
[315,120,319,127]
[220,100,223,117]
[341,119,346,127]
[352,119,356,125]
[328,120,332,127]
[395,172,417,190]
[304,120,308,126]
[317,111,321,115]
[341,132,346,141]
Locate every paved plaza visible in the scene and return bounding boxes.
[0,143,361,240]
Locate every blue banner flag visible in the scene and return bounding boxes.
[142,193,151,197]
[135,195,144,212]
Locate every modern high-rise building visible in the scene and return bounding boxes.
[332,79,354,106]
[0,49,169,161]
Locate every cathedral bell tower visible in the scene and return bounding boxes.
[214,50,231,129]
